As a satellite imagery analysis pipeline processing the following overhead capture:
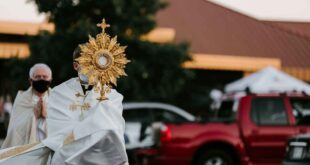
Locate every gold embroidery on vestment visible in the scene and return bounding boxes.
[0,142,40,160]
[69,103,90,111]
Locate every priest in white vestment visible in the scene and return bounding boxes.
[44,76,128,165]
[42,40,129,164]
[2,63,52,148]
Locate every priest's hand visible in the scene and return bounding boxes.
[41,98,47,119]
[63,131,75,145]
[33,98,42,118]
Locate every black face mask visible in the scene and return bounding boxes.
[32,80,51,93]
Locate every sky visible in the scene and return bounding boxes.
[1,0,310,23]
[0,0,45,22]
[209,0,310,22]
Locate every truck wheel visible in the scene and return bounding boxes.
[197,149,235,165]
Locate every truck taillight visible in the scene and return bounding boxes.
[160,125,172,142]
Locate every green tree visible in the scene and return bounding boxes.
[4,0,193,103]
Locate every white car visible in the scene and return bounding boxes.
[123,102,195,149]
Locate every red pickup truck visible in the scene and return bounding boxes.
[136,93,310,165]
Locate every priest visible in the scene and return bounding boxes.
[2,63,52,148]
[43,45,129,165]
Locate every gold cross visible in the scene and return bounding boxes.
[69,103,78,111]
[97,19,110,32]
[81,103,91,111]
[69,103,91,111]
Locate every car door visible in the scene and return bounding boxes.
[123,108,153,148]
[242,97,296,164]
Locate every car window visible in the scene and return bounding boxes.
[251,98,288,126]
[123,109,153,123]
[152,109,188,123]
[213,101,236,122]
[290,98,310,125]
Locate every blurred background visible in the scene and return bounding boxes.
[0,0,309,116]
[0,0,310,164]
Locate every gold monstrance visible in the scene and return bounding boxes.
[76,19,130,101]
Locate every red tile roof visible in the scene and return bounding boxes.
[156,0,310,68]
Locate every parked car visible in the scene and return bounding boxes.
[123,102,195,164]
[123,102,195,149]
[135,92,310,165]
[283,134,310,165]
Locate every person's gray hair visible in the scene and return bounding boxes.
[29,63,52,80]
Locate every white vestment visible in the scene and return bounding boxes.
[0,78,128,165]
[1,88,48,149]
